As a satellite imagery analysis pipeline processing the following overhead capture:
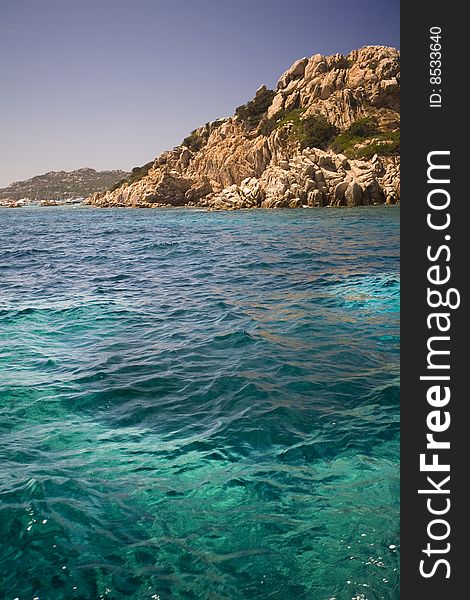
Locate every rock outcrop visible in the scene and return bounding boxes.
[86,46,400,210]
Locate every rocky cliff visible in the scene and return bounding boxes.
[87,46,400,210]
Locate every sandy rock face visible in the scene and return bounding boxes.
[87,45,399,210]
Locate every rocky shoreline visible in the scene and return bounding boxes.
[87,144,399,210]
[86,46,400,211]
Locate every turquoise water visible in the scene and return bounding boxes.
[0,207,399,600]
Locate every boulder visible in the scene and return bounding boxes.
[267,93,285,119]
[345,181,363,206]
[278,57,309,89]
[334,181,349,204]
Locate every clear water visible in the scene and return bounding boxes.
[0,207,399,600]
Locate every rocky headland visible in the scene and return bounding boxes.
[86,46,400,210]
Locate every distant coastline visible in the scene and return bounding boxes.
[0,168,129,208]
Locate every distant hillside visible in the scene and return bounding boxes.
[0,168,130,201]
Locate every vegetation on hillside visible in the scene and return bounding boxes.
[259,108,338,150]
[182,119,225,153]
[109,162,154,191]
[259,111,399,158]
[235,87,276,130]
[331,117,400,159]
[0,168,130,201]
[182,130,204,152]
[295,113,339,150]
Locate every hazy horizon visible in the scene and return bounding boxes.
[0,0,399,188]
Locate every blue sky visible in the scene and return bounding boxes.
[0,0,399,187]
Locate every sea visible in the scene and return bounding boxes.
[0,206,400,600]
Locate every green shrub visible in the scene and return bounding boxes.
[346,117,379,137]
[331,117,379,155]
[354,130,400,159]
[109,161,154,192]
[298,114,339,149]
[258,109,337,150]
[109,179,125,192]
[128,161,153,183]
[276,108,305,129]
[331,132,357,155]
[235,87,276,130]
[258,108,302,136]
[182,130,203,152]
[258,116,276,136]
[330,116,399,159]
[182,119,225,152]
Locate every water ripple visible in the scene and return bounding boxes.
[0,206,399,600]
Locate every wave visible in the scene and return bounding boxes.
[0,207,399,599]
